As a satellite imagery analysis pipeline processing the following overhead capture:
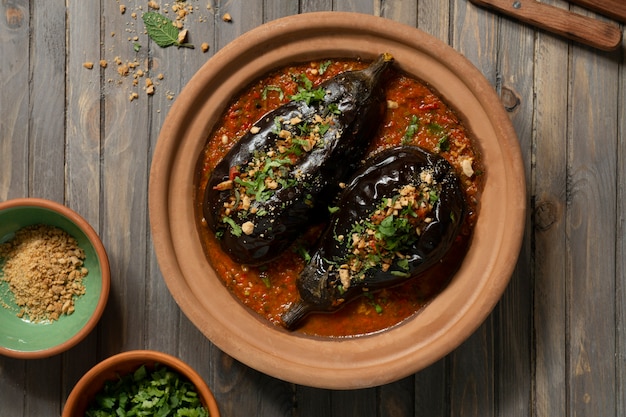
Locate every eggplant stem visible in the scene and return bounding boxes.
[281,301,312,330]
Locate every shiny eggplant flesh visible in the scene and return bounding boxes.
[203,53,394,266]
[281,145,467,330]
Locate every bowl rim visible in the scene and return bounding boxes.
[149,11,526,389]
[62,349,220,417]
[0,197,111,359]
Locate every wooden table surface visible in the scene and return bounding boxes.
[1,0,625,416]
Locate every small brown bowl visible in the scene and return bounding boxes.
[149,12,526,389]
[0,197,110,359]
[62,350,220,417]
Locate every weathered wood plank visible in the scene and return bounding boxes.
[567,40,619,416]
[29,0,65,200]
[417,0,450,43]
[57,0,105,408]
[264,0,298,21]
[97,0,151,354]
[3,1,626,417]
[414,359,448,417]
[494,6,534,417]
[617,44,626,417]
[334,0,375,13]
[300,0,332,13]
[379,375,415,417]
[0,1,30,413]
[296,387,332,417]
[331,388,378,416]
[213,0,264,48]
[379,0,417,26]
[20,1,67,414]
[532,2,570,416]
[0,0,29,200]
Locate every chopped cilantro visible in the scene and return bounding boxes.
[318,60,332,74]
[262,85,284,101]
[327,103,341,115]
[318,123,331,136]
[261,275,271,288]
[427,122,444,135]
[402,115,420,144]
[222,216,242,237]
[290,74,326,105]
[438,136,450,152]
[85,364,209,417]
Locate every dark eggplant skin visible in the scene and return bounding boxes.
[281,145,467,330]
[203,53,394,266]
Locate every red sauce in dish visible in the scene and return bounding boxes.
[195,58,483,337]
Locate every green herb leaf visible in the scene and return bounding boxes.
[290,74,326,105]
[438,135,450,152]
[262,85,284,101]
[318,60,332,75]
[85,364,209,417]
[261,275,272,288]
[402,115,420,144]
[142,12,194,49]
[222,216,242,237]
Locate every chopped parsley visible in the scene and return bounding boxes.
[402,115,420,144]
[437,136,450,152]
[290,74,327,105]
[262,85,284,101]
[85,364,209,417]
[318,60,332,75]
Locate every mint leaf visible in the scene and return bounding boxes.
[142,12,194,49]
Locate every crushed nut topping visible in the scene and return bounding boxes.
[0,225,88,322]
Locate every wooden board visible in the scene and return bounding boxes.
[0,0,625,416]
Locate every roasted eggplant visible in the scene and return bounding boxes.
[281,145,467,330]
[203,53,394,265]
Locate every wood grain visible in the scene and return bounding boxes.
[1,0,625,416]
[533,2,570,415]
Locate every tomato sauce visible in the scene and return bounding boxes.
[195,58,483,337]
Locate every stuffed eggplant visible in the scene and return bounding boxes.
[281,145,467,330]
[203,53,394,266]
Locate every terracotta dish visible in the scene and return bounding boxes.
[149,12,526,389]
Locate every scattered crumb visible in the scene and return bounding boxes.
[177,28,188,44]
[145,78,155,95]
[88,1,212,102]
[222,12,232,22]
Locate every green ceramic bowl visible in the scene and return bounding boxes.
[0,198,110,358]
